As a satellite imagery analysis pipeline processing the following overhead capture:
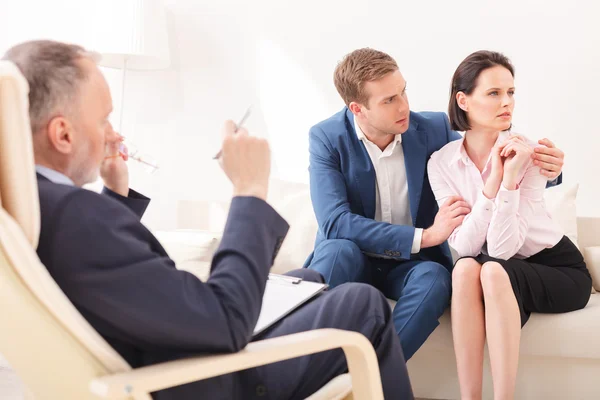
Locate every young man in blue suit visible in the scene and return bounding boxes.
[4,41,414,399]
[305,48,565,360]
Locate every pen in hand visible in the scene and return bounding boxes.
[213,105,253,160]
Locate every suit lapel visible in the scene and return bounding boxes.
[346,109,376,219]
[402,118,428,224]
[36,172,50,182]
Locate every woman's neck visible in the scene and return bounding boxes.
[463,128,500,172]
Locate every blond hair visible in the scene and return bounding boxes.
[334,48,398,107]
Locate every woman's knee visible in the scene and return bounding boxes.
[452,258,482,291]
[480,261,511,297]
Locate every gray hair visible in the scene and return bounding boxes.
[2,40,100,134]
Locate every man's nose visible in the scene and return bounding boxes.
[106,125,120,142]
[398,95,408,112]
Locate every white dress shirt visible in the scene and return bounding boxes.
[35,165,74,186]
[355,117,423,254]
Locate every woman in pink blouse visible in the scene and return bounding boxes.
[427,51,591,400]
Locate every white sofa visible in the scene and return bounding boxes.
[163,181,600,400]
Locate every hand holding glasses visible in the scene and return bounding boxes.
[105,135,160,174]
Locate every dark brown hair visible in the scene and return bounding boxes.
[448,50,514,131]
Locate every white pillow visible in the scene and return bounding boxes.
[154,230,221,282]
[544,182,579,248]
[271,187,318,274]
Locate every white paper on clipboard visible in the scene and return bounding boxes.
[253,273,328,337]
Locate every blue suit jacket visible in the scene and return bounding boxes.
[305,108,461,270]
[36,174,288,400]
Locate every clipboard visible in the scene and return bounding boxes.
[252,273,328,337]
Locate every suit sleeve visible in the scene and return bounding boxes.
[101,187,150,218]
[546,174,562,187]
[309,126,415,260]
[48,192,288,353]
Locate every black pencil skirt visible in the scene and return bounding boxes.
[459,236,592,326]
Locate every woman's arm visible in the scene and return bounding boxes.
[428,154,492,258]
[486,140,547,259]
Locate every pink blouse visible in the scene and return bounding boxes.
[427,131,563,260]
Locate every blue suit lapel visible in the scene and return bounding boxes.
[346,109,376,219]
[402,117,427,225]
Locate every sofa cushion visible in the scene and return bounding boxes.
[396,293,600,360]
[520,293,600,359]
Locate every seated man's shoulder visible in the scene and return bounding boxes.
[411,111,460,154]
[410,111,449,132]
[37,179,81,206]
[310,107,349,139]
[38,180,126,220]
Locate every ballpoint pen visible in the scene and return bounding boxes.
[212,105,253,160]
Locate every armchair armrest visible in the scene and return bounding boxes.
[90,328,383,399]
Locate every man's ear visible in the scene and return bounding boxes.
[456,92,469,112]
[348,101,363,116]
[46,116,74,155]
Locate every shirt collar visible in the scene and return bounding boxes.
[449,131,509,167]
[449,136,468,166]
[35,165,74,186]
[354,115,402,145]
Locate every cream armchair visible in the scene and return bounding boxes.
[0,61,378,400]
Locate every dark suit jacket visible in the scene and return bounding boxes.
[35,174,288,400]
